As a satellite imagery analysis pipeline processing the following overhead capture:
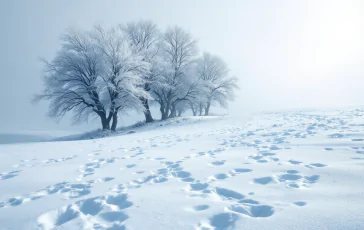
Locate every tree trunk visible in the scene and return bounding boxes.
[190,104,197,116]
[99,113,110,130]
[141,97,154,123]
[161,101,171,120]
[111,112,118,131]
[177,110,182,117]
[160,104,168,120]
[162,111,168,120]
[169,104,176,118]
[205,102,211,116]
[199,104,203,116]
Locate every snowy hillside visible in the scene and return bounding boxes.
[1,108,364,230]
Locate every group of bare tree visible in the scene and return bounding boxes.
[35,21,239,131]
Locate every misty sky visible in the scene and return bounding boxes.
[1,0,363,133]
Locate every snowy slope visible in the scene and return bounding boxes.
[0,108,364,230]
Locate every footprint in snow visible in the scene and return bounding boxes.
[153,157,165,160]
[286,170,299,174]
[277,174,302,181]
[192,205,210,211]
[0,170,21,180]
[213,187,245,200]
[278,172,320,189]
[260,151,276,156]
[305,163,327,168]
[238,199,260,205]
[227,204,275,218]
[126,164,136,168]
[209,160,226,166]
[38,193,132,229]
[269,146,281,150]
[0,177,114,208]
[253,177,276,185]
[212,173,230,180]
[288,160,302,165]
[293,201,307,206]
[351,139,364,142]
[232,168,253,173]
[188,183,209,191]
[207,212,239,229]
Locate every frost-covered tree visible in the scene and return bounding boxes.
[122,21,163,123]
[175,100,190,117]
[35,26,150,130]
[35,22,239,129]
[153,27,198,120]
[195,53,239,116]
[34,29,113,129]
[93,25,150,130]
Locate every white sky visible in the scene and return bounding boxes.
[1,0,363,133]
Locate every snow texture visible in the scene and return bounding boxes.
[1,107,364,229]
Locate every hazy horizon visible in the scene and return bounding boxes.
[1,0,363,133]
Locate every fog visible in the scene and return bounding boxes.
[1,0,363,133]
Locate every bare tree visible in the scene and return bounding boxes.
[122,21,162,123]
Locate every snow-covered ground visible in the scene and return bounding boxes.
[1,107,364,230]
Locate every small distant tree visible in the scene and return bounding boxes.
[195,53,239,116]
[175,100,190,117]
[153,26,198,120]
